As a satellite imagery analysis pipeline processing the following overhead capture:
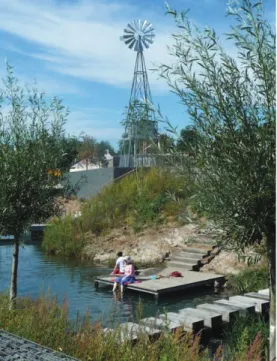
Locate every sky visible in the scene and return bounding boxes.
[0,0,275,149]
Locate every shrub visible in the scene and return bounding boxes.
[42,216,86,257]
[226,264,269,293]
[0,292,267,361]
[43,168,191,255]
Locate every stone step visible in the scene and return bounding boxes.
[214,299,255,314]
[177,252,206,260]
[166,261,193,270]
[159,312,204,334]
[244,292,270,301]
[186,234,217,245]
[171,256,200,265]
[179,307,222,330]
[196,303,239,323]
[229,295,269,315]
[140,316,190,333]
[117,322,161,342]
[258,288,269,296]
[184,247,211,255]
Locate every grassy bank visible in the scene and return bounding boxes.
[42,168,191,257]
[0,293,268,361]
[226,264,269,293]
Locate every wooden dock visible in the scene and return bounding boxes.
[95,271,225,299]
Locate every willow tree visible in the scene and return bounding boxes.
[159,0,275,358]
[0,64,74,307]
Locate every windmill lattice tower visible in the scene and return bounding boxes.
[120,19,158,167]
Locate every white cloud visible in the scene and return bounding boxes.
[0,0,174,91]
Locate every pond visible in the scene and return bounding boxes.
[0,243,231,325]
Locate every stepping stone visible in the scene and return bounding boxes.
[229,295,269,315]
[117,322,161,342]
[196,303,239,323]
[214,299,255,314]
[244,292,270,301]
[159,311,204,333]
[139,316,190,333]
[179,307,222,329]
[258,289,269,296]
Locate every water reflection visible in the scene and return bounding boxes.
[0,244,232,325]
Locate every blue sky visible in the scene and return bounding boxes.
[0,0,275,149]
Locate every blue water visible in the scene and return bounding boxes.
[0,244,231,325]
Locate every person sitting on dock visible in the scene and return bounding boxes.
[113,256,136,292]
[111,251,125,275]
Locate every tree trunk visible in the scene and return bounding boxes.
[9,235,20,310]
[268,234,276,361]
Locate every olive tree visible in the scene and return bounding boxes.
[0,64,75,306]
[158,0,275,358]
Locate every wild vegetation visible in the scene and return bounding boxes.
[0,292,268,361]
[42,168,191,256]
[156,0,275,357]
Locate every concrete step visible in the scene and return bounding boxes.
[177,252,206,260]
[258,288,269,296]
[171,256,200,265]
[244,292,270,301]
[184,247,211,255]
[140,316,190,333]
[196,303,239,323]
[214,299,255,314]
[229,295,269,315]
[179,307,222,330]
[159,311,204,334]
[117,322,161,342]
[166,261,193,270]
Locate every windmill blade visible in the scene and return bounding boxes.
[127,23,136,32]
[141,37,149,49]
[123,34,134,40]
[125,37,135,45]
[134,39,143,52]
[144,27,154,34]
[141,20,149,32]
[122,19,155,52]
[124,28,135,34]
[142,23,153,33]
[128,38,137,49]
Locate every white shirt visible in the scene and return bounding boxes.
[116,256,125,273]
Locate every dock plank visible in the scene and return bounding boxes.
[95,271,225,298]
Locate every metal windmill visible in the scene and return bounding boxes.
[120,19,158,167]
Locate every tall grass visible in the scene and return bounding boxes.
[226,264,268,293]
[0,293,267,361]
[43,168,190,256]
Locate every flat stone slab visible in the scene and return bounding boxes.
[0,330,79,361]
[159,311,204,333]
[196,303,239,323]
[244,292,270,301]
[258,289,269,296]
[95,271,225,297]
[179,307,222,329]
[139,317,190,333]
[214,299,255,314]
[116,322,161,342]
[229,295,269,314]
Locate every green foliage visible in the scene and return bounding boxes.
[43,168,189,255]
[0,63,74,237]
[227,264,269,293]
[157,0,275,261]
[0,292,267,361]
[42,216,86,257]
[224,313,269,360]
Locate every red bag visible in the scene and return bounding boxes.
[169,271,183,277]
